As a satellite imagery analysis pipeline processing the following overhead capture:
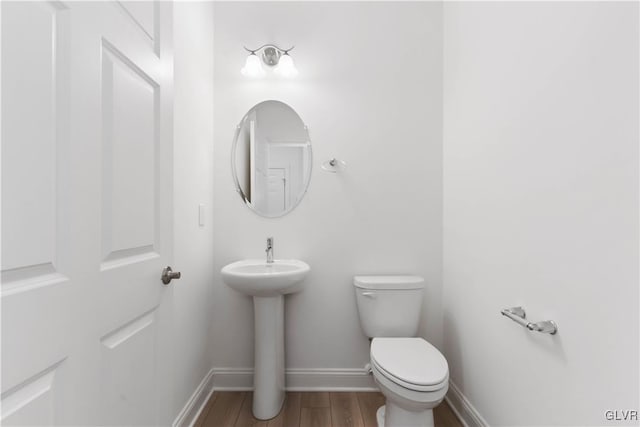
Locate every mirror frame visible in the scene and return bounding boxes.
[231,100,313,218]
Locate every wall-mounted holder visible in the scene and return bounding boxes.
[321,158,347,173]
[501,306,558,334]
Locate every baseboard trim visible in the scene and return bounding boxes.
[287,368,378,391]
[445,380,489,427]
[172,368,215,427]
[212,367,378,392]
[175,368,486,426]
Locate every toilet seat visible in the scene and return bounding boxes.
[371,338,448,392]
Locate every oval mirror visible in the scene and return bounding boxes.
[232,100,312,217]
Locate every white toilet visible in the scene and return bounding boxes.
[354,276,449,427]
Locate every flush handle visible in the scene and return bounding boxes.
[362,291,377,299]
[161,266,181,285]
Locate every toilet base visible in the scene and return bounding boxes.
[375,404,435,427]
[376,406,385,427]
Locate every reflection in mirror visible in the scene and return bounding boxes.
[232,100,312,217]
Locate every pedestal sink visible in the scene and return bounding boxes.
[221,259,310,419]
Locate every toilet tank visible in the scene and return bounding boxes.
[353,275,425,338]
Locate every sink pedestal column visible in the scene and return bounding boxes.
[252,295,285,419]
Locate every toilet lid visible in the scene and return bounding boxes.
[371,338,448,388]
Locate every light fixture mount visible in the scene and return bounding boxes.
[262,46,281,66]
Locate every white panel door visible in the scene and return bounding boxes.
[266,168,287,215]
[1,1,175,425]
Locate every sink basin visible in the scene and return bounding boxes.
[221,259,310,297]
[220,258,310,419]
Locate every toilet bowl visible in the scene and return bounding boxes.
[370,337,448,427]
[353,276,450,427]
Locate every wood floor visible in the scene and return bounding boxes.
[195,391,462,427]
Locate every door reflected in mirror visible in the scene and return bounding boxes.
[232,100,312,217]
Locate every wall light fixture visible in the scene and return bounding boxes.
[241,44,298,78]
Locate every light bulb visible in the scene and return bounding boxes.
[241,53,265,78]
[274,53,298,78]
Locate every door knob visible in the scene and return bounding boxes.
[161,266,181,285]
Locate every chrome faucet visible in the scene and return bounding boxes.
[266,237,274,263]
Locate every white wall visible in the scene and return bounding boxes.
[211,2,442,379]
[173,1,215,417]
[443,2,639,425]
